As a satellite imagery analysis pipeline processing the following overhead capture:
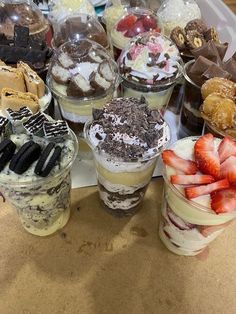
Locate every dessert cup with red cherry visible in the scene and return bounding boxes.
[110,8,161,60]
[160,133,236,256]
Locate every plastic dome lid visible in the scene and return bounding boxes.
[47,39,118,100]
[52,14,109,49]
[0,0,49,38]
[118,32,183,88]
[110,8,161,50]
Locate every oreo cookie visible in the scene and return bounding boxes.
[9,141,41,174]
[6,107,32,121]
[0,116,9,134]
[0,139,16,171]
[35,143,62,177]
[43,120,69,140]
[23,112,48,134]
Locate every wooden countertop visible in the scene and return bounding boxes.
[224,0,236,13]
[1,1,236,314]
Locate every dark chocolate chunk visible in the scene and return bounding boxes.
[9,141,41,174]
[14,25,29,48]
[202,63,232,80]
[6,107,32,121]
[23,112,48,134]
[0,33,9,45]
[215,42,228,60]
[170,27,186,50]
[0,139,16,171]
[223,59,236,82]
[35,143,62,177]
[92,108,104,121]
[191,41,222,65]
[43,120,69,139]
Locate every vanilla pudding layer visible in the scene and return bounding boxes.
[165,137,236,226]
[159,199,225,256]
[122,85,174,109]
[54,82,114,120]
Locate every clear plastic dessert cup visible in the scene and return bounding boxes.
[203,121,236,142]
[111,8,161,60]
[118,32,183,111]
[159,136,236,256]
[0,131,78,237]
[47,39,119,156]
[51,14,109,50]
[157,0,201,36]
[178,60,204,138]
[84,118,171,217]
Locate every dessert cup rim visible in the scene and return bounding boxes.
[0,130,78,187]
[83,118,171,163]
[162,135,236,218]
[203,120,236,141]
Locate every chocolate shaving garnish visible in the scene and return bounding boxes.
[92,108,104,121]
[0,139,16,171]
[9,141,41,174]
[34,143,62,177]
[127,52,132,60]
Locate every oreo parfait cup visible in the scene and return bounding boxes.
[118,32,183,112]
[84,115,171,217]
[159,136,236,256]
[47,40,119,156]
[0,130,78,237]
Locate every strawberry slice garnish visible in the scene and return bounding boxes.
[194,133,220,178]
[198,221,231,237]
[171,174,215,185]
[211,187,236,214]
[124,20,145,38]
[116,15,137,32]
[218,137,236,163]
[141,15,157,30]
[162,150,197,175]
[220,156,236,184]
[185,179,230,199]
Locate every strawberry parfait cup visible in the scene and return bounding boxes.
[110,8,161,60]
[160,134,236,256]
[118,32,183,111]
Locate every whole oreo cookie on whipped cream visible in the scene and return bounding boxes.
[118,32,182,88]
[87,97,171,161]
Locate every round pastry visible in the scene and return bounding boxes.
[186,30,205,49]
[201,93,236,129]
[201,77,236,101]
[170,27,186,49]
[185,19,208,34]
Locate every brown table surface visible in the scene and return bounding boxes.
[1,1,236,314]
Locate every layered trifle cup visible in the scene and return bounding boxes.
[0,109,78,236]
[118,32,183,111]
[47,39,118,156]
[160,133,236,256]
[84,97,171,217]
[111,8,161,60]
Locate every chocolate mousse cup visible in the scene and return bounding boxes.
[178,60,204,138]
[159,137,236,256]
[84,97,171,217]
[0,131,78,237]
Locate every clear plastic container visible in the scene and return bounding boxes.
[52,14,109,50]
[47,39,119,139]
[0,0,49,41]
[157,0,201,36]
[110,7,161,59]
[118,32,183,111]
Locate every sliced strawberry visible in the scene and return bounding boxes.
[194,133,220,178]
[171,174,215,185]
[185,179,230,199]
[162,150,197,175]
[198,221,231,237]
[211,187,236,214]
[141,15,157,30]
[116,15,137,32]
[218,137,236,163]
[220,156,236,184]
[124,20,145,38]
